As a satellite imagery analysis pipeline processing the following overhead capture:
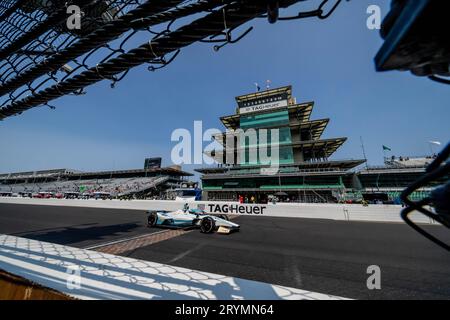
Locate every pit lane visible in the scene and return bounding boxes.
[0,203,449,300]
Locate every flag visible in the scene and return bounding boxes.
[429,140,441,145]
[382,145,391,151]
[255,83,260,92]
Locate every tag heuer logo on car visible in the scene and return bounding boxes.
[207,204,266,215]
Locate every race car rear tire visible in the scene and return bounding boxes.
[200,217,215,233]
[147,212,158,227]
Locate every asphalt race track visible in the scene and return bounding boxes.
[0,203,154,248]
[1,203,449,299]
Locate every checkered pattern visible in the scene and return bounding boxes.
[94,229,192,255]
[93,216,239,255]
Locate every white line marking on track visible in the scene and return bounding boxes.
[168,242,206,264]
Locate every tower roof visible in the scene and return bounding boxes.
[296,118,329,140]
[205,137,347,162]
[220,101,314,130]
[213,118,329,145]
[235,85,292,104]
[293,137,347,159]
[288,102,314,123]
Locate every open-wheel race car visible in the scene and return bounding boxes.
[146,207,240,234]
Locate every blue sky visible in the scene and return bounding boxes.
[0,0,449,179]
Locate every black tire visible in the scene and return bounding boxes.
[200,217,216,233]
[147,212,158,227]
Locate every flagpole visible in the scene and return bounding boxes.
[360,136,368,168]
[382,145,392,164]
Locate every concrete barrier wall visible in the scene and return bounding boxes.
[0,197,433,224]
[0,234,347,300]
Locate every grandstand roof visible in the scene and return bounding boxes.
[73,167,193,178]
[358,166,426,175]
[0,166,192,181]
[0,169,78,180]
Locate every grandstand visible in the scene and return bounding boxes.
[383,155,437,168]
[0,164,193,199]
[353,155,444,203]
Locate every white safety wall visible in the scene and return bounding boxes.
[0,197,435,224]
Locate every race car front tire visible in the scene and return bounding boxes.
[218,214,229,221]
[147,212,158,227]
[200,217,215,233]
